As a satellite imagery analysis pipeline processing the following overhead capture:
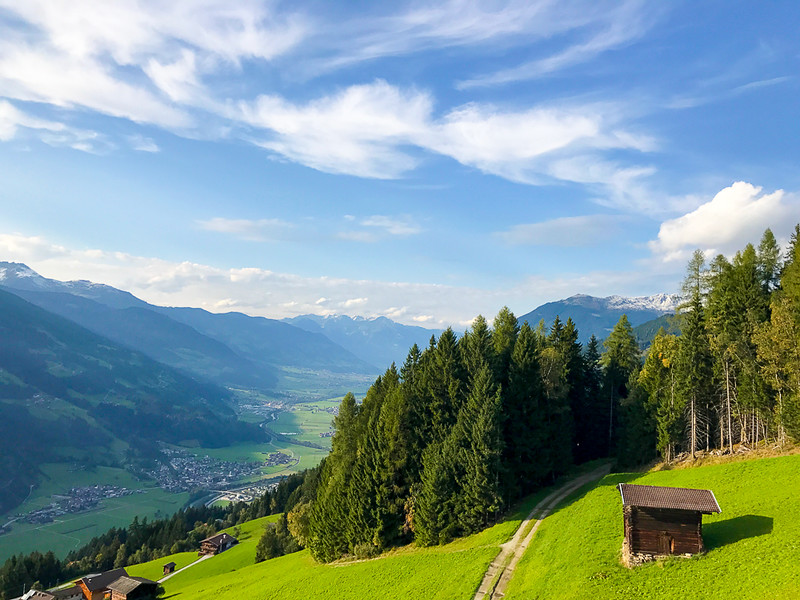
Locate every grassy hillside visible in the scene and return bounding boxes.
[123,454,800,600]
[128,488,552,600]
[504,453,800,600]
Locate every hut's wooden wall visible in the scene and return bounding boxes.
[624,506,703,555]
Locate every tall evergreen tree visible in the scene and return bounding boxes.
[601,314,640,455]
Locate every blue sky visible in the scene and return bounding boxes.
[0,0,798,327]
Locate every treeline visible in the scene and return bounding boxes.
[631,227,800,461]
[0,471,316,599]
[306,310,618,562]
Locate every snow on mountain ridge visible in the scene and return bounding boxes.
[605,293,678,312]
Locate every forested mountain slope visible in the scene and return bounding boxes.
[0,263,378,396]
[0,288,262,513]
[518,293,677,342]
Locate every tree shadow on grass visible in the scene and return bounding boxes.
[704,515,773,550]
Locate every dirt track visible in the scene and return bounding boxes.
[472,463,611,600]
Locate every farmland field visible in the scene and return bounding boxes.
[0,464,188,563]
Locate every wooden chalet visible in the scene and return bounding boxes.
[199,532,238,555]
[74,568,128,600]
[105,576,158,600]
[162,562,176,576]
[619,483,721,563]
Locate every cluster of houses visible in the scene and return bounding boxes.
[16,569,158,600]
[14,533,239,600]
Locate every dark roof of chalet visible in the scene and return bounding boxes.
[200,532,237,547]
[618,483,721,514]
[77,568,129,591]
[106,576,158,595]
[50,587,81,599]
[163,561,177,568]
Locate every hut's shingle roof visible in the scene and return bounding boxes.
[618,483,721,513]
[106,576,157,595]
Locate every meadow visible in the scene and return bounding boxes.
[504,453,800,600]
[131,486,553,600]
[115,453,800,600]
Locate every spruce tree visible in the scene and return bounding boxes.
[601,314,640,455]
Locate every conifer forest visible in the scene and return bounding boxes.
[305,226,800,562]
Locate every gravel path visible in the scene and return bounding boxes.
[472,463,611,600]
[158,553,213,583]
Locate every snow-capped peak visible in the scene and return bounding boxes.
[605,293,679,313]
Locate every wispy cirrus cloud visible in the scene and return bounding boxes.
[338,214,422,243]
[197,217,293,242]
[457,0,659,88]
[498,214,627,246]
[237,80,656,209]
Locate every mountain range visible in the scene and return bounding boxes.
[517,293,678,343]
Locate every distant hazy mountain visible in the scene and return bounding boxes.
[0,263,378,396]
[0,287,261,513]
[518,293,679,343]
[283,314,443,370]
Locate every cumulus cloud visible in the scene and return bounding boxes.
[197,217,293,241]
[498,215,626,246]
[649,182,798,262]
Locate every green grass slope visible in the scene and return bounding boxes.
[504,454,800,600]
[141,489,552,600]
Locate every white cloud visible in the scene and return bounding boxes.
[499,215,626,246]
[0,100,63,141]
[0,232,682,328]
[128,135,160,152]
[239,80,431,178]
[309,0,654,78]
[0,0,307,130]
[236,81,654,208]
[197,217,293,242]
[361,215,421,236]
[0,99,111,152]
[457,0,659,88]
[648,182,798,263]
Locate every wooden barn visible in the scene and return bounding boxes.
[162,562,176,576]
[619,483,721,562]
[199,532,238,555]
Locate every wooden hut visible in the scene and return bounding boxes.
[619,483,721,562]
[162,562,176,576]
[199,532,238,555]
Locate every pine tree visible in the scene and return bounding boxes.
[678,251,715,458]
[492,307,519,390]
[601,314,640,455]
[639,330,683,461]
[504,322,546,496]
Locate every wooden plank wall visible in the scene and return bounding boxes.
[626,506,703,554]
